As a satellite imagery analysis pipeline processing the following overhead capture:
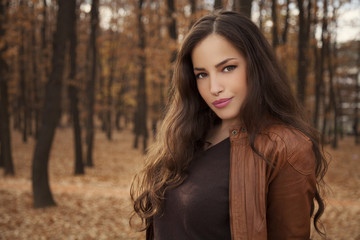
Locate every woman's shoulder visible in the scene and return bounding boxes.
[260,123,311,146]
[258,123,315,174]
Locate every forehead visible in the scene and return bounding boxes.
[191,34,242,66]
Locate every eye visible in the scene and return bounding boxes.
[195,72,208,79]
[223,65,237,72]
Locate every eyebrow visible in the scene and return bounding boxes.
[193,57,237,71]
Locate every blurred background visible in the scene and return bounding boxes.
[0,0,359,239]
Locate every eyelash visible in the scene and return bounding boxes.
[196,73,207,79]
[223,65,237,72]
[195,65,237,79]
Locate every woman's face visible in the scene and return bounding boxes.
[191,34,247,126]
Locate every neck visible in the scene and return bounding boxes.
[205,118,242,149]
[220,118,242,131]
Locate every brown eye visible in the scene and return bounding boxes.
[196,73,207,79]
[223,65,237,72]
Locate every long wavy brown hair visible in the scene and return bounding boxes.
[130,10,327,235]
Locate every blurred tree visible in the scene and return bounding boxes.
[328,5,339,149]
[214,0,223,10]
[67,0,84,175]
[233,0,252,18]
[320,0,329,142]
[354,41,360,145]
[32,0,73,208]
[327,31,338,148]
[18,0,29,143]
[167,0,177,77]
[0,0,14,176]
[41,0,49,80]
[271,0,279,49]
[98,54,106,132]
[85,0,99,167]
[258,0,265,31]
[30,2,41,139]
[115,71,131,131]
[312,0,321,129]
[296,0,311,105]
[133,0,148,154]
[190,0,197,25]
[147,0,165,139]
[105,29,118,140]
[0,145,2,168]
[281,0,290,44]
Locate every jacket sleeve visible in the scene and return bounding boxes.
[266,141,317,240]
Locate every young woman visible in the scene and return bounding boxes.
[131,11,327,240]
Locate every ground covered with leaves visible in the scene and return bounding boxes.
[1,127,359,239]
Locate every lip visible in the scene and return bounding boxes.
[212,97,233,108]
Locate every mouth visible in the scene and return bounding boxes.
[212,97,233,108]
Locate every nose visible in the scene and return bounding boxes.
[209,75,224,96]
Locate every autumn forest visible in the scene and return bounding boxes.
[0,0,360,239]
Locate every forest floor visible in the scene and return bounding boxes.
[1,126,360,239]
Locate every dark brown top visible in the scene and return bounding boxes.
[153,138,231,240]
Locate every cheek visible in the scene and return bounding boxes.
[234,75,247,95]
[239,83,248,103]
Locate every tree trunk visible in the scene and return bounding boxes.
[354,41,360,145]
[354,80,359,144]
[281,0,290,44]
[312,2,321,129]
[32,0,72,208]
[233,0,252,19]
[164,0,178,107]
[167,0,177,72]
[98,61,106,132]
[115,73,128,131]
[329,6,339,148]
[0,0,14,176]
[106,32,117,140]
[259,0,265,32]
[30,3,40,139]
[306,0,311,43]
[133,0,148,154]
[188,0,197,27]
[320,0,328,143]
[271,0,279,49]
[0,81,14,175]
[0,141,3,168]
[327,37,337,148]
[167,0,177,45]
[296,0,308,105]
[313,46,321,129]
[13,99,20,131]
[214,0,222,10]
[336,85,343,139]
[41,0,49,79]
[33,0,48,139]
[19,1,28,143]
[86,0,99,167]
[68,0,84,175]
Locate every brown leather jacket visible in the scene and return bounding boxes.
[146,124,317,240]
[229,124,316,240]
